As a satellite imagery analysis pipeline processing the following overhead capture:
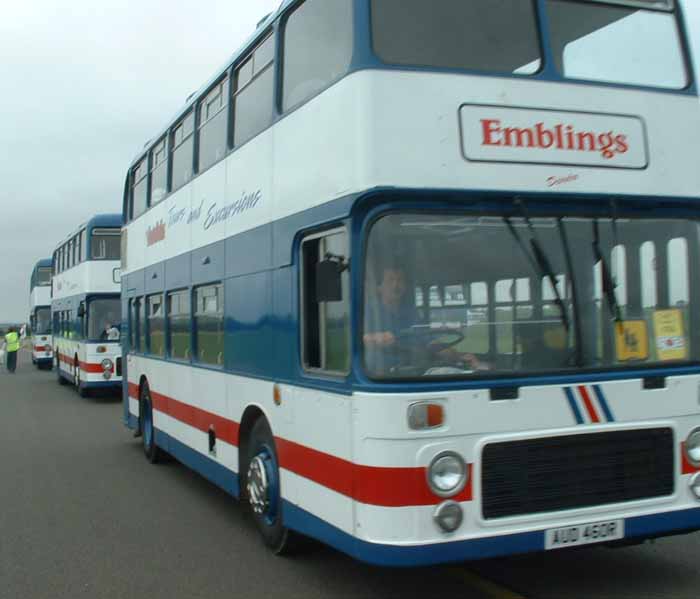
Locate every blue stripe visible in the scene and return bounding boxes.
[154,428,240,499]
[564,387,584,424]
[148,430,700,567]
[283,501,700,567]
[593,385,615,422]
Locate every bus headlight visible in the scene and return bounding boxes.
[690,474,700,500]
[427,451,467,497]
[685,429,700,467]
[101,359,113,372]
[434,501,463,533]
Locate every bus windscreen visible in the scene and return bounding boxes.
[363,211,698,380]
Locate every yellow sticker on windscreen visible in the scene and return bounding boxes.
[653,309,687,361]
[615,320,649,362]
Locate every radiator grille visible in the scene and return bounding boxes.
[481,428,674,519]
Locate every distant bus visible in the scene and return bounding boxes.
[29,259,53,369]
[52,214,122,396]
[121,0,700,566]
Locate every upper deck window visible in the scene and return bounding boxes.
[150,137,168,206]
[547,0,688,89]
[37,267,51,286]
[132,158,148,220]
[233,34,275,146]
[282,0,353,112]
[171,112,195,192]
[371,0,541,75]
[91,228,121,260]
[198,78,229,172]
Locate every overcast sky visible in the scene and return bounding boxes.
[0,0,698,322]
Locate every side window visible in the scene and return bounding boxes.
[132,158,148,220]
[167,289,191,361]
[171,112,195,192]
[137,298,146,352]
[80,230,86,263]
[198,79,229,172]
[146,294,165,357]
[282,0,353,111]
[301,229,350,373]
[233,34,275,146]
[194,283,224,366]
[91,229,121,260]
[128,299,135,350]
[150,138,168,206]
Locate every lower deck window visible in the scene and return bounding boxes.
[301,229,350,373]
[147,294,165,357]
[194,284,224,366]
[168,290,191,361]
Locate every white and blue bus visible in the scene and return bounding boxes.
[52,214,123,396]
[29,259,54,369]
[122,0,700,566]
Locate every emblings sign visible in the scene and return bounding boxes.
[460,105,648,169]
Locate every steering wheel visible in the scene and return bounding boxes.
[394,327,465,355]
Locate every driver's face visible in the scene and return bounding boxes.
[379,269,406,308]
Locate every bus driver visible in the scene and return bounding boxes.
[363,264,488,375]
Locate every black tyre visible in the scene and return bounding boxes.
[56,354,67,385]
[243,418,297,555]
[140,381,164,464]
[75,364,89,398]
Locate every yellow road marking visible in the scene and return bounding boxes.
[449,567,527,599]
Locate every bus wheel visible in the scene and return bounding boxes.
[244,418,295,555]
[75,366,89,398]
[56,355,67,385]
[140,382,164,464]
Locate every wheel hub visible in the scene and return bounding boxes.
[247,454,271,515]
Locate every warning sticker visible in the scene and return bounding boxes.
[615,320,649,362]
[653,309,687,361]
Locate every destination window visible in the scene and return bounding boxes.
[371,0,541,75]
[546,0,688,89]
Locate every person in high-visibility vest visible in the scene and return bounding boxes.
[4,327,20,373]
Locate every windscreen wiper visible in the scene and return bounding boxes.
[592,220,623,326]
[503,210,570,333]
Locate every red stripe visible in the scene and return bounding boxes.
[57,352,111,373]
[128,383,471,507]
[681,442,700,474]
[577,386,600,423]
[34,346,49,352]
[276,437,472,507]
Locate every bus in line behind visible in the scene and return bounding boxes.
[52,214,123,396]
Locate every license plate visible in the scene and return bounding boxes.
[545,519,624,550]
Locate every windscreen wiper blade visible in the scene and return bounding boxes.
[529,236,570,333]
[593,220,623,325]
[503,214,570,333]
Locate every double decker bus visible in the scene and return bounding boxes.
[52,214,123,396]
[29,259,54,369]
[121,0,700,565]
